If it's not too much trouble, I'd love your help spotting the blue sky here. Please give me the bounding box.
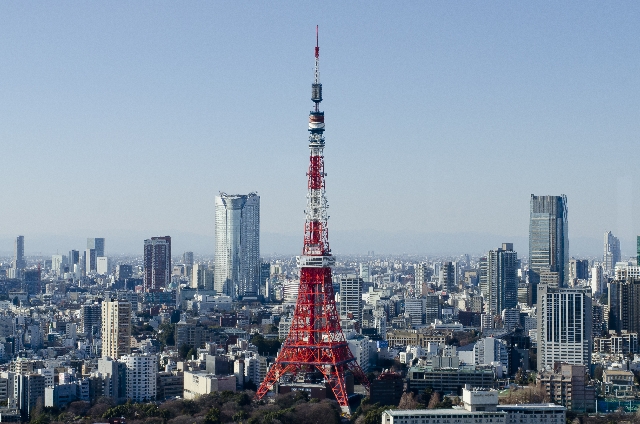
[1,3,639,256]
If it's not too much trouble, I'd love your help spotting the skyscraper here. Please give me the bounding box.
[590,265,604,296]
[339,275,363,323]
[85,249,97,274]
[603,231,621,272]
[569,259,589,283]
[482,243,518,316]
[13,235,25,275]
[537,284,592,371]
[529,194,569,293]
[607,278,640,333]
[214,192,260,299]
[68,250,79,269]
[440,261,455,292]
[101,299,132,359]
[425,294,440,325]
[143,236,171,292]
[81,303,102,336]
[415,263,433,296]
[87,238,105,257]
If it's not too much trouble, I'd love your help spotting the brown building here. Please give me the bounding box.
[537,364,596,413]
[157,371,184,400]
[386,330,448,348]
[143,236,171,292]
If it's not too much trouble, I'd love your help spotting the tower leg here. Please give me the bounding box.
[256,362,297,400]
[317,364,350,408]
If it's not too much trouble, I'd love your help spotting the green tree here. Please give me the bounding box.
[204,407,221,424]
[178,343,191,360]
[233,411,248,422]
[353,404,390,424]
[186,348,197,361]
[250,334,282,356]
[436,396,453,409]
[157,322,176,347]
[594,365,604,381]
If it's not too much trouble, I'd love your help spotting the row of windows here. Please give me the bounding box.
[393,414,502,419]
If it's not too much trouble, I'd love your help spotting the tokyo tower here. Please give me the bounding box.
[255,27,370,412]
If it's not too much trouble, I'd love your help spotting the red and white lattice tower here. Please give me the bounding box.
[255,27,369,412]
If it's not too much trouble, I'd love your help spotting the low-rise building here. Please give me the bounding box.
[183,371,235,399]
[593,333,639,355]
[382,387,566,424]
[496,404,566,424]
[0,408,21,422]
[370,373,403,407]
[157,372,184,400]
[381,409,506,424]
[407,365,495,393]
[386,330,448,348]
[602,369,635,398]
[44,384,77,409]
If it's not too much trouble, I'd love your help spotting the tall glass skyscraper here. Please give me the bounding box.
[87,237,105,257]
[529,195,569,292]
[214,192,260,299]
[483,243,518,316]
[13,235,25,271]
[603,231,621,272]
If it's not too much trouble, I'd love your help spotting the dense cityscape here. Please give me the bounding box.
[2,198,638,424]
[2,5,639,424]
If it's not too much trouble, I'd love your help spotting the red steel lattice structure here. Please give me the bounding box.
[255,27,369,411]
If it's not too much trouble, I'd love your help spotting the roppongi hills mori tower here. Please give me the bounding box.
[255,27,369,414]
[214,192,260,299]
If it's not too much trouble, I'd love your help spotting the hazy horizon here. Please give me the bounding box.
[0,229,632,260]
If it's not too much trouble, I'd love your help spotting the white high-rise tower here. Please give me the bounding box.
[214,192,260,299]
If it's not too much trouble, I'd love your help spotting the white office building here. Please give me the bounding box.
[382,387,565,424]
[537,284,592,371]
[473,337,509,373]
[339,275,363,322]
[183,371,236,399]
[96,257,110,275]
[346,335,370,373]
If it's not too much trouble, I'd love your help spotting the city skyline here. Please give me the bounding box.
[1,3,640,256]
